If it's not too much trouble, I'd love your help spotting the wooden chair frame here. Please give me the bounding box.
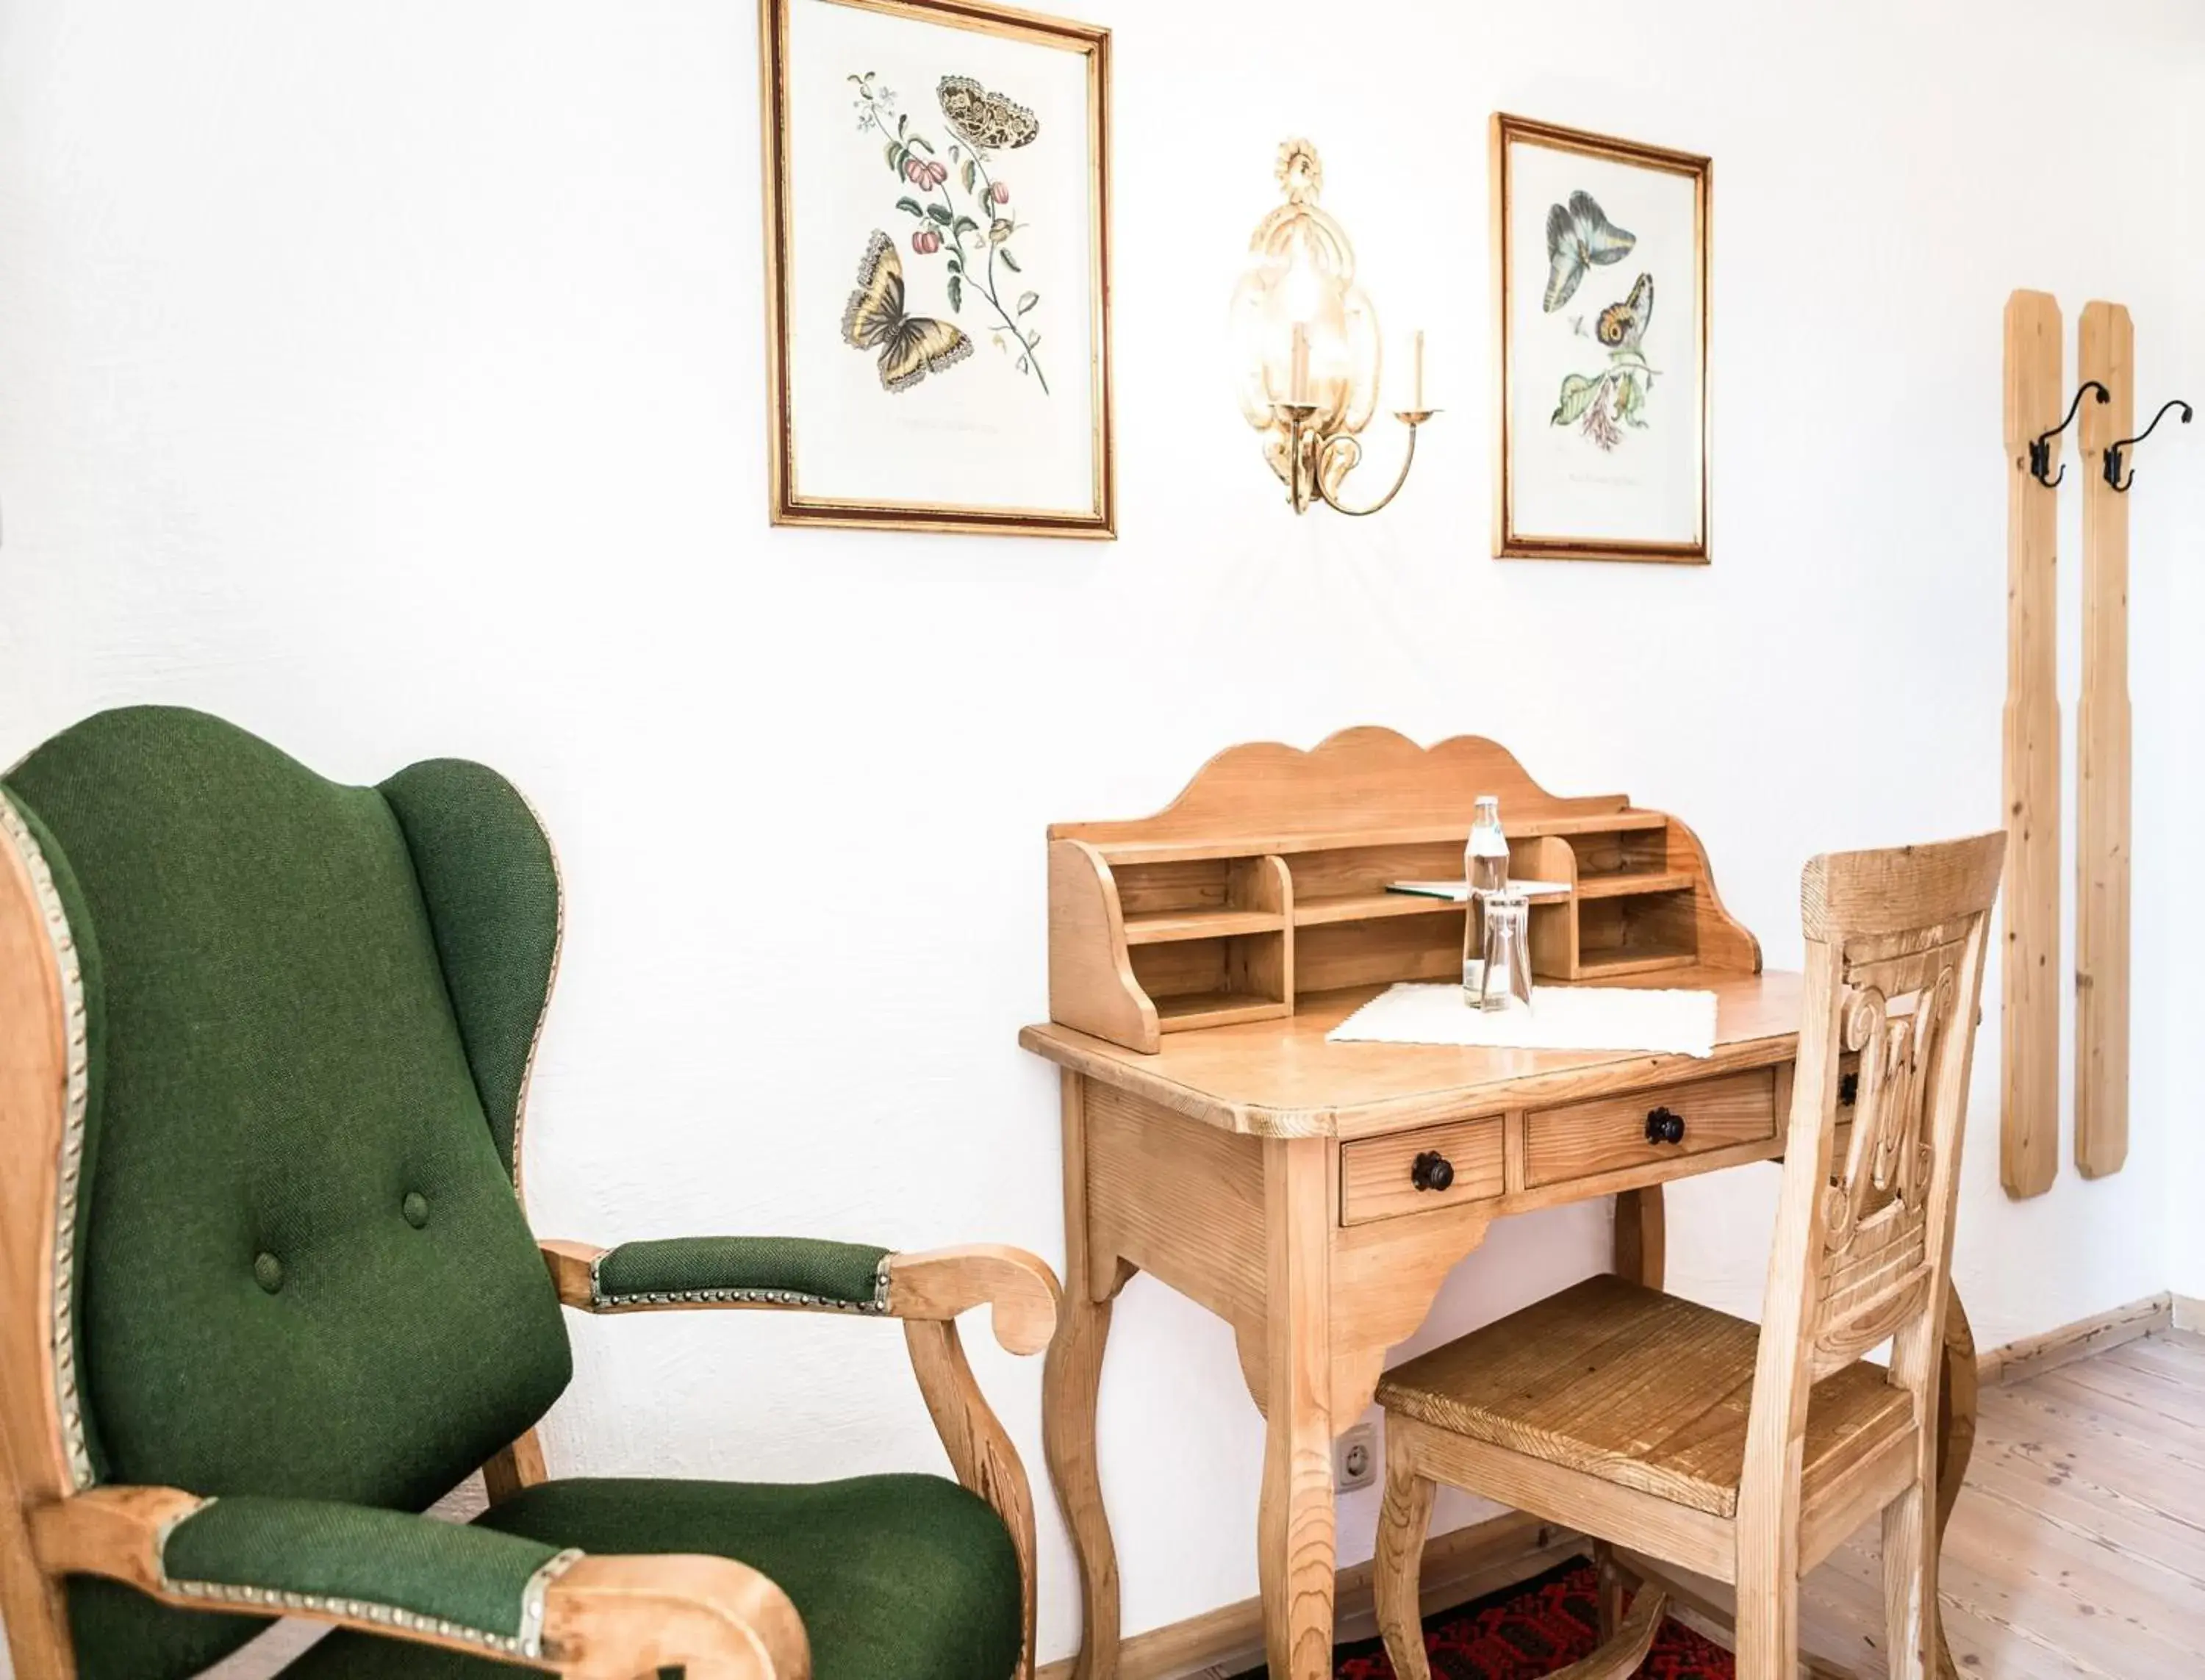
[1372,836,2003,1680]
[0,804,1060,1680]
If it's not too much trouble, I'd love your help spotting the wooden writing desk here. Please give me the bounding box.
[1021,731,1975,1680]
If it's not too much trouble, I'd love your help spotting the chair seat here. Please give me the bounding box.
[1376,1274,1915,1518]
[275,1473,1022,1680]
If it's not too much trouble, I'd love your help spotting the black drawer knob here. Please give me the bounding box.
[1838,1071,1860,1107]
[1644,1107,1686,1145]
[1410,1150,1455,1192]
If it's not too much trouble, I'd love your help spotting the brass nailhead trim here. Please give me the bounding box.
[589,1253,894,1315]
[518,1546,584,1654]
[0,791,95,1491]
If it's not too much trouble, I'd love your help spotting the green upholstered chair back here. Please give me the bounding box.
[0,708,573,1680]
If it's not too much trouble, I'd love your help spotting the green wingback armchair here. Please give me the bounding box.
[0,707,1060,1680]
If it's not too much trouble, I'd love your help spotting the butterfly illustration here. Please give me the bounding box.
[1542,190,1635,313]
[937,75,1039,151]
[1595,273,1654,353]
[840,230,973,392]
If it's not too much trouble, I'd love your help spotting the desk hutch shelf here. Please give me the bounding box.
[1047,728,1759,1053]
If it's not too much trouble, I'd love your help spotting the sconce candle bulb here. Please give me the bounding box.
[1229,138,1437,516]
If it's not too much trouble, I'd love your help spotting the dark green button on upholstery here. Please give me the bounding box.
[253,1253,284,1295]
[403,1192,430,1230]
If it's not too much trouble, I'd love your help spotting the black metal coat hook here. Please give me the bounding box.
[2029,381,2109,487]
[2104,400,2193,492]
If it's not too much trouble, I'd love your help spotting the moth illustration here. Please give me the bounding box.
[1595,273,1653,353]
[841,230,973,392]
[936,75,1039,151]
[1542,190,1635,313]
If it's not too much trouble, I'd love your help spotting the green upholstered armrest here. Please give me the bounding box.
[541,1239,1061,1354]
[159,1494,576,1659]
[32,1486,808,1678]
[589,1235,892,1312]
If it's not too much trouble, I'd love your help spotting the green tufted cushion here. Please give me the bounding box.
[276,1475,1023,1680]
[1,708,574,1680]
[593,1237,891,1309]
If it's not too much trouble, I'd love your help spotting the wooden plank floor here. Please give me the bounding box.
[1781,1327,2205,1678]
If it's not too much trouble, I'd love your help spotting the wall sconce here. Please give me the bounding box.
[1227,139,1434,516]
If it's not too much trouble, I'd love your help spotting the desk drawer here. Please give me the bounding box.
[1524,1069,1776,1188]
[1341,1116,1505,1225]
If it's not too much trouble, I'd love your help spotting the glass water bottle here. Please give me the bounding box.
[1462,795,1508,1000]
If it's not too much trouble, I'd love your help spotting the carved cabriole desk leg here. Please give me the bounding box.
[1260,1137,1336,1680]
[1043,1071,1133,1680]
[1933,1287,1977,1680]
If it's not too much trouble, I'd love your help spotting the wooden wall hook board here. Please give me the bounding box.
[2028,381,2107,487]
[2104,398,2192,491]
[2001,290,2062,1200]
[2076,301,2134,1179]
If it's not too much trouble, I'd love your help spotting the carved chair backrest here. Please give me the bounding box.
[1748,833,2004,1496]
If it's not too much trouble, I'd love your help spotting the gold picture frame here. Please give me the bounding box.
[1491,113,1710,564]
[761,0,1115,538]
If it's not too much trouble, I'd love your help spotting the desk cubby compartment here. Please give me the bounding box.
[1131,929,1291,1033]
[1519,819,1738,981]
[1049,842,1292,1052]
[1045,731,1760,1053]
[1570,824,1697,898]
[1115,855,1288,947]
[1295,913,1460,997]
[1287,840,1469,929]
[1571,888,1699,978]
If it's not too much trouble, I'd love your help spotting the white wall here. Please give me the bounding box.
[2,1,2201,1672]
[2167,76,2205,1310]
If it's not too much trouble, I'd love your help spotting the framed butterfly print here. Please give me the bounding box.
[761,0,1115,538]
[1491,114,1710,564]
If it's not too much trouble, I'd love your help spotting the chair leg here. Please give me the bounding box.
[1546,1587,1667,1680]
[1733,1543,1799,1680]
[1593,1539,1622,1640]
[1881,1478,1934,1680]
[1373,1424,1435,1680]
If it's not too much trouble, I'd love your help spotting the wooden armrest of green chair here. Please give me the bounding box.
[538,1238,1061,1355]
[32,1487,809,1680]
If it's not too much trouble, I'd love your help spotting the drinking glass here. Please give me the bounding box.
[1477,890,1534,1013]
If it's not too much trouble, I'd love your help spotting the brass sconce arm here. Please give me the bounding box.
[1278,406,1438,517]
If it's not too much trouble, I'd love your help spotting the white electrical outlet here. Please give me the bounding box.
[1334,1422,1377,1491]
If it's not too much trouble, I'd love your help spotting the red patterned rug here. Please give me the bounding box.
[1230,1558,1735,1679]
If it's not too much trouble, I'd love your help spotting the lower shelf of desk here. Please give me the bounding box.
[1153,991,1292,1033]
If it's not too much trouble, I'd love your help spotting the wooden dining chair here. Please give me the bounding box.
[1369,834,2004,1680]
